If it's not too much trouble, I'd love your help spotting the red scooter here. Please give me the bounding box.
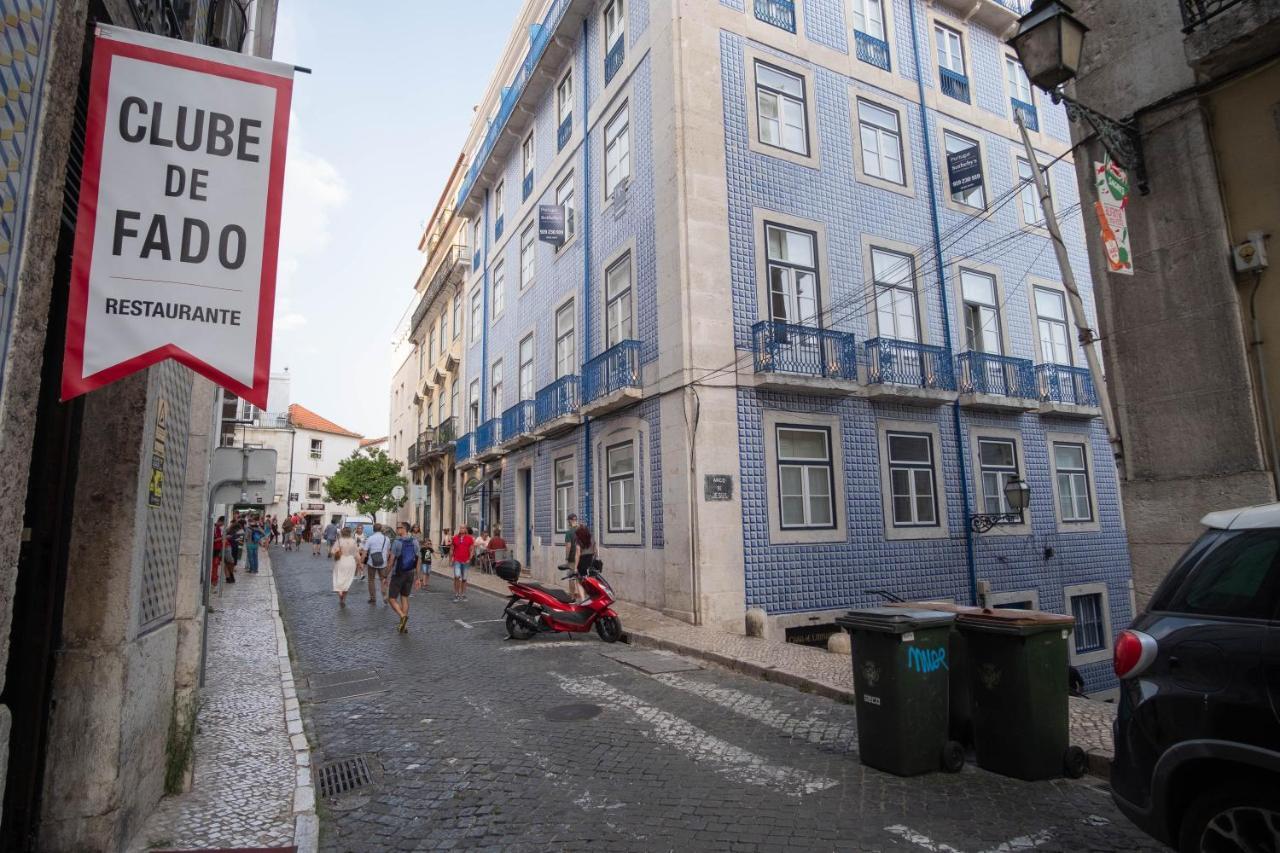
[497,559,623,642]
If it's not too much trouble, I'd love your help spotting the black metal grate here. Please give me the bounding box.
[316,756,374,798]
[1179,0,1248,31]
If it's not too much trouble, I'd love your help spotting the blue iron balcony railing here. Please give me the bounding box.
[557,115,572,151]
[1011,97,1038,132]
[535,374,580,426]
[994,0,1025,12]
[455,432,474,462]
[956,352,1035,398]
[755,0,796,32]
[865,338,957,391]
[502,400,536,440]
[455,0,571,211]
[604,36,625,84]
[752,321,858,381]
[494,214,504,241]
[1035,364,1098,407]
[522,172,534,201]
[854,30,891,71]
[583,340,641,404]
[475,418,502,454]
[939,67,970,104]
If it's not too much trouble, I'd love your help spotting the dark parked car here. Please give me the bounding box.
[1111,503,1280,852]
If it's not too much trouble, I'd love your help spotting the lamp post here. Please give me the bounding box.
[971,476,1032,533]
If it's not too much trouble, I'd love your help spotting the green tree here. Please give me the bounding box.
[324,448,408,517]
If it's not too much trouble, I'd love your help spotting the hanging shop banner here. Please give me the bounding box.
[1093,156,1133,275]
[62,24,294,408]
[537,204,566,246]
[946,145,983,197]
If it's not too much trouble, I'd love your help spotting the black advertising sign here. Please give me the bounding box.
[704,474,733,502]
[538,204,566,246]
[946,145,983,197]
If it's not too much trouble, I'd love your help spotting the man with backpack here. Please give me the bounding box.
[387,522,419,633]
[360,523,391,605]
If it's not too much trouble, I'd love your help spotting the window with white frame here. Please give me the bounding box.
[604,0,624,53]
[557,72,573,127]
[427,327,435,363]
[470,286,482,342]
[439,310,448,353]
[307,476,322,497]
[491,261,505,318]
[1017,157,1046,227]
[437,391,445,426]
[766,223,819,326]
[754,61,808,156]
[857,100,905,185]
[606,441,636,532]
[887,432,938,526]
[450,381,459,420]
[944,130,985,208]
[977,438,1018,515]
[605,253,633,347]
[1005,56,1033,105]
[852,0,886,39]
[518,335,534,400]
[555,300,575,378]
[1053,441,1093,522]
[1069,591,1105,653]
[934,24,965,75]
[468,379,480,430]
[490,359,503,414]
[556,174,576,243]
[604,104,630,198]
[522,133,534,184]
[494,181,505,225]
[519,223,535,289]
[872,247,919,342]
[961,269,1002,354]
[1034,286,1072,365]
[554,456,575,533]
[452,295,462,339]
[472,219,481,255]
[310,438,323,459]
[776,426,835,529]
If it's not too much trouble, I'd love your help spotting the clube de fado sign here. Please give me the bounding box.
[61,25,294,408]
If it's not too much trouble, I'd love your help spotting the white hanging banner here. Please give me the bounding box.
[62,24,294,407]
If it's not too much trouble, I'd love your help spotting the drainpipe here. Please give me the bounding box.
[480,184,492,530]
[580,17,594,528]
[1249,273,1280,496]
[906,0,978,605]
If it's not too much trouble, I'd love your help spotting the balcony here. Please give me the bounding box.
[582,340,642,415]
[956,352,1038,413]
[407,442,420,469]
[502,400,538,449]
[434,416,457,448]
[455,432,476,468]
[933,0,1022,31]
[522,172,534,201]
[865,338,958,406]
[1035,364,1101,419]
[750,321,859,395]
[1179,0,1246,30]
[475,418,504,462]
[604,35,625,83]
[939,67,971,104]
[532,374,581,438]
[754,0,796,33]
[411,244,469,338]
[854,30,891,71]
[557,115,572,151]
[1011,97,1038,132]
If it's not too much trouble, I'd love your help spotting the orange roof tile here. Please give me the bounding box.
[287,404,362,439]
[359,436,388,448]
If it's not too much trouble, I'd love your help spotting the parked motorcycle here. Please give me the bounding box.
[497,559,623,642]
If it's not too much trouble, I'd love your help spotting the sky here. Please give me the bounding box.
[270,1,519,438]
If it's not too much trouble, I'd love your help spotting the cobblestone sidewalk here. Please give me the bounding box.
[446,566,1118,776]
[130,549,316,852]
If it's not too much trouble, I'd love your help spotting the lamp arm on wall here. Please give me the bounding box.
[1051,89,1148,193]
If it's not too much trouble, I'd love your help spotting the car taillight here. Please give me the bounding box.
[1113,629,1158,679]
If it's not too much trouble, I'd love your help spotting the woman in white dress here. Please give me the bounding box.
[331,527,359,606]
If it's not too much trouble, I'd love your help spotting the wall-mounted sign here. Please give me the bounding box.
[704,474,734,502]
[61,25,294,408]
[537,204,566,246]
[304,502,325,511]
[1094,156,1133,275]
[288,492,299,501]
[946,145,983,198]
[148,398,168,507]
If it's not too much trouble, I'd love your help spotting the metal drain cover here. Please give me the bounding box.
[316,755,377,798]
[544,702,603,722]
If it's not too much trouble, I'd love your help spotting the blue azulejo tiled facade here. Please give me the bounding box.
[438,0,1131,691]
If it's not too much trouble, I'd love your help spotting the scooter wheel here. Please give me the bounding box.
[595,615,623,643]
[506,606,537,640]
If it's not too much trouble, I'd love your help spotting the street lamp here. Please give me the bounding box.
[1008,0,1147,193]
[971,476,1032,533]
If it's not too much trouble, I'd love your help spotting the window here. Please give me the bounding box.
[491,261,505,318]
[490,359,503,413]
[606,441,636,532]
[427,327,435,361]
[307,476,322,498]
[766,223,819,326]
[450,381,459,419]
[961,269,1001,354]
[472,220,481,258]
[557,72,573,127]
[470,287,483,342]
[520,223,535,289]
[852,0,886,39]
[1035,287,1071,365]
[1005,56,1033,105]
[468,379,480,429]
[775,426,835,529]
[519,335,535,400]
[494,181,505,230]
[887,432,937,526]
[1053,442,1092,522]
[604,0,624,52]
[310,438,323,460]
[554,456,575,533]
[977,438,1017,515]
[857,100,904,185]
[1069,593,1105,653]
[437,391,445,426]
[439,310,448,353]
[522,133,534,183]
[605,253,633,347]
[1017,157,1045,228]
[556,174,576,243]
[754,61,808,156]
[604,105,630,198]
[555,300,575,378]
[872,247,918,341]
[1153,530,1280,621]
[934,24,965,75]
[944,131,984,208]
[452,295,462,339]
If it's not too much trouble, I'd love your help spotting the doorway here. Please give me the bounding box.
[518,468,533,569]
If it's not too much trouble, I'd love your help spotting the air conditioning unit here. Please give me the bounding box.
[1232,231,1269,273]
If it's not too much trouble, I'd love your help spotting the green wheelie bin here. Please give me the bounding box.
[835,607,965,777]
[955,609,1088,781]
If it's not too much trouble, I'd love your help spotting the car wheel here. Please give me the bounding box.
[1178,782,1280,853]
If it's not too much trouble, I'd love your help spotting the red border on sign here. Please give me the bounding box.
[60,33,292,409]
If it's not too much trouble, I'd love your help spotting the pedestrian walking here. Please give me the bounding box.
[414,525,433,590]
[331,527,358,607]
[222,522,239,584]
[270,515,280,546]
[246,518,263,574]
[451,525,475,602]
[567,516,596,603]
[387,522,419,633]
[353,523,367,580]
[311,521,323,556]
[475,528,492,574]
[323,518,339,555]
[281,515,294,551]
[360,523,391,605]
[211,516,225,587]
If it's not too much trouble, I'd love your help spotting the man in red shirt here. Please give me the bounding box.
[451,525,476,602]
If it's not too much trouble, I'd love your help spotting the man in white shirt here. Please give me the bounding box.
[360,524,391,605]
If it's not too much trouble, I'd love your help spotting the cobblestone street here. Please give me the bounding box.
[273,548,1162,853]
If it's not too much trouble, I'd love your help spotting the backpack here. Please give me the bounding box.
[366,535,386,569]
[397,537,417,572]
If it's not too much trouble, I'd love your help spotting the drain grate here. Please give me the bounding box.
[316,755,374,798]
